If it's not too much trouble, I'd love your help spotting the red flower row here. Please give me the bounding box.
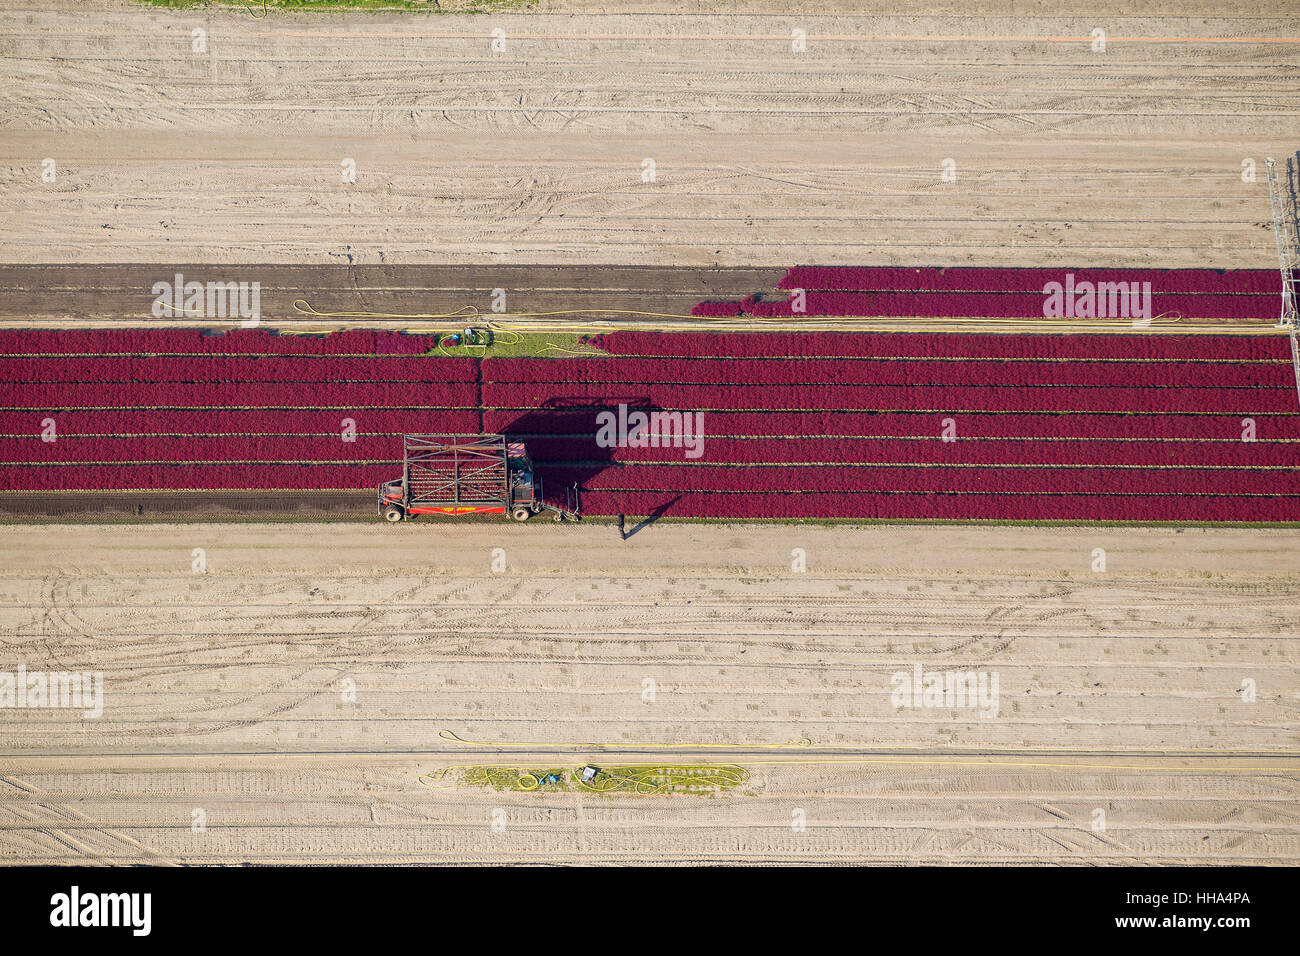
[520,436,1297,467]
[545,464,1300,496]
[7,458,1297,510]
[3,381,480,409]
[5,435,1291,470]
[482,357,1287,388]
[777,267,1278,295]
[575,490,1300,522]
[0,408,481,435]
[481,382,1294,414]
[481,409,1300,440]
[597,331,1288,361]
[0,464,392,491]
[0,435,406,463]
[739,292,1276,320]
[0,328,437,355]
[0,356,477,384]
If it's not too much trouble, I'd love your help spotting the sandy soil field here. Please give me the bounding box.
[1,0,1297,267]
[1,522,1296,864]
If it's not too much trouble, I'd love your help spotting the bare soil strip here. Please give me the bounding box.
[3,2,1297,268]
[0,264,784,327]
[1,523,1295,864]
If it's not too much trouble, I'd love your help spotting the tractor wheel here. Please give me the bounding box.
[511,507,531,522]
[384,505,404,523]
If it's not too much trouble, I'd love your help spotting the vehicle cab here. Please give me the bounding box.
[507,442,542,514]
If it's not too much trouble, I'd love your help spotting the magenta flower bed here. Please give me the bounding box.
[576,490,1300,522]
[6,381,479,409]
[741,292,1277,320]
[597,331,1289,361]
[0,463,391,491]
[0,355,476,384]
[482,409,1300,441]
[0,434,404,463]
[483,356,1287,388]
[3,326,1296,520]
[0,408,481,435]
[683,266,1283,322]
[549,464,1299,496]
[483,382,1292,414]
[777,267,1277,295]
[521,436,1297,467]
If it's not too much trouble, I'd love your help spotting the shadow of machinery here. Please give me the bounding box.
[499,395,663,512]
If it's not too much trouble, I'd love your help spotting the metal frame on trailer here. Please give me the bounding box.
[376,434,579,522]
[402,434,508,511]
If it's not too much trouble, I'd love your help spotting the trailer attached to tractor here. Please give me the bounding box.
[378,435,579,523]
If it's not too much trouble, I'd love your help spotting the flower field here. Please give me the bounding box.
[599,330,1285,360]
[483,383,1291,414]
[2,303,1298,522]
[482,357,1285,388]
[776,266,1277,294]
[693,266,1279,319]
[733,291,1277,319]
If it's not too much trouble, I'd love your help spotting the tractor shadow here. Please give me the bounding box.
[499,396,663,511]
